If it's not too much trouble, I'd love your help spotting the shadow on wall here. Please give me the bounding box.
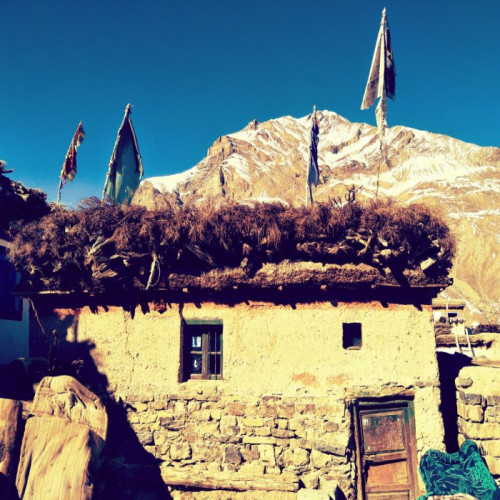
[437,351,472,453]
[29,307,172,500]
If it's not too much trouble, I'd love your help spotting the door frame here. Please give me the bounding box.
[353,396,419,500]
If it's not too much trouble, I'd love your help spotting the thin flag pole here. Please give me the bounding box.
[56,177,63,204]
[306,105,318,207]
[360,7,396,199]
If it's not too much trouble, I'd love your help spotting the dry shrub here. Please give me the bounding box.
[9,199,456,292]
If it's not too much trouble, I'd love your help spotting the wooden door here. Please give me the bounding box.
[354,399,419,500]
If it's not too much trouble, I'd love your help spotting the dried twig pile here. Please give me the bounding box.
[0,173,50,240]
[10,198,455,293]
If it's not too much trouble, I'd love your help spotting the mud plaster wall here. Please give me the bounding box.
[32,299,445,498]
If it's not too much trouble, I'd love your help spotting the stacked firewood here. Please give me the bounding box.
[9,198,455,292]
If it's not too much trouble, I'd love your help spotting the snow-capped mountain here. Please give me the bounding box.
[135,110,500,322]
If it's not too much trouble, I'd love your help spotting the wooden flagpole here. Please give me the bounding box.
[306,105,316,207]
[56,177,63,204]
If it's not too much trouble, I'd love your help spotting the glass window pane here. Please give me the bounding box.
[210,332,220,352]
[209,353,220,376]
[190,354,202,374]
[191,335,202,349]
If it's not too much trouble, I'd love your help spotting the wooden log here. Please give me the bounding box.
[159,466,299,492]
[435,333,495,348]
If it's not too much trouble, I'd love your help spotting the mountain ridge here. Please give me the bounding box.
[134,110,500,322]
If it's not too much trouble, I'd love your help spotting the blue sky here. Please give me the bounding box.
[1,1,500,206]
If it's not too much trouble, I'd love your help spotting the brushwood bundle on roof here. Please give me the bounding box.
[0,173,50,240]
[10,197,455,295]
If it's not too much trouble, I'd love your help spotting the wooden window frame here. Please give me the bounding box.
[180,319,223,382]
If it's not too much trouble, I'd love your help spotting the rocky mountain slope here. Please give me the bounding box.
[134,110,500,322]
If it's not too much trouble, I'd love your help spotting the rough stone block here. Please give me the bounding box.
[276,438,291,446]
[311,449,332,468]
[292,448,310,467]
[210,409,222,421]
[150,400,168,410]
[126,394,152,403]
[258,404,278,418]
[170,442,192,461]
[457,377,474,388]
[155,443,170,458]
[296,403,317,414]
[139,412,158,424]
[239,461,265,475]
[137,432,154,446]
[153,431,168,446]
[265,466,281,475]
[242,436,277,445]
[206,462,222,473]
[272,428,295,439]
[485,406,500,423]
[161,419,184,431]
[487,395,500,406]
[187,400,200,412]
[197,421,220,435]
[144,445,156,456]
[485,455,500,476]
[258,444,276,465]
[196,409,212,421]
[224,445,242,465]
[314,439,346,457]
[459,421,500,440]
[242,416,265,427]
[319,475,340,498]
[278,404,296,419]
[464,405,484,423]
[220,415,237,427]
[297,488,331,500]
[242,445,260,461]
[323,422,339,432]
[132,402,148,412]
[458,391,483,405]
[255,426,272,437]
[228,402,247,416]
[277,418,289,430]
[481,440,500,457]
[302,471,320,489]
[217,433,241,444]
[126,411,140,424]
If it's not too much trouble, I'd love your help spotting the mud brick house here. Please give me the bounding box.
[10,200,455,499]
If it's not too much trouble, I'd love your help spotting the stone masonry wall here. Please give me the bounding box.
[125,389,354,498]
[456,365,500,480]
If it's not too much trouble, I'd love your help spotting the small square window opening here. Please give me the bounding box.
[182,320,223,381]
[343,322,362,349]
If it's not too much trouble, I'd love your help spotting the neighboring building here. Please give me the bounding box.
[0,239,29,363]
[27,264,448,500]
[0,168,49,364]
[432,298,466,325]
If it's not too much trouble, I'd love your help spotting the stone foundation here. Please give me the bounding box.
[124,390,353,498]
